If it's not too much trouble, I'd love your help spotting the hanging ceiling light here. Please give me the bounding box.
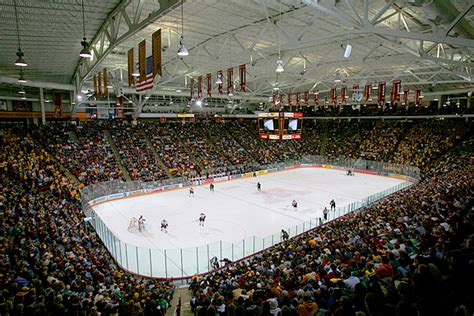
[17,69,27,83]
[215,74,222,85]
[132,63,140,77]
[177,0,189,56]
[13,0,27,67]
[18,86,26,95]
[275,1,284,73]
[334,71,342,83]
[343,44,352,59]
[79,0,92,58]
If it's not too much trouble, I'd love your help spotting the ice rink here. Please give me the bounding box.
[93,167,407,251]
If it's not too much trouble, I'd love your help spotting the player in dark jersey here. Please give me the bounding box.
[199,212,206,226]
[292,199,298,211]
[161,219,168,232]
[256,182,261,191]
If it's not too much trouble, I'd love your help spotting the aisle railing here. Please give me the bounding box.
[81,156,419,279]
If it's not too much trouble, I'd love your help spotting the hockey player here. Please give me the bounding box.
[292,199,298,211]
[209,183,214,192]
[323,207,329,221]
[189,187,194,197]
[347,169,353,176]
[161,219,168,232]
[330,199,336,212]
[199,212,206,226]
[138,215,146,232]
[256,182,261,191]
[281,229,289,241]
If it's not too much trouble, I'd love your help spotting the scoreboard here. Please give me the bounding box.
[258,112,303,140]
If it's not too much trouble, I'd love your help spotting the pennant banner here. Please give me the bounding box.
[415,89,422,106]
[365,83,372,102]
[377,81,386,107]
[304,91,309,105]
[103,68,108,96]
[313,91,319,106]
[390,80,401,105]
[288,91,292,106]
[227,68,233,95]
[279,94,284,107]
[190,77,194,100]
[127,48,134,86]
[296,91,300,105]
[239,64,246,92]
[331,88,337,106]
[116,96,124,119]
[403,90,409,105]
[217,70,223,95]
[341,86,347,104]
[206,73,212,97]
[152,29,162,78]
[53,92,62,118]
[138,40,147,82]
[93,75,98,98]
[97,72,102,97]
[197,76,203,98]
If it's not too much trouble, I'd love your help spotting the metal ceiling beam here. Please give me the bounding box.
[0,75,74,91]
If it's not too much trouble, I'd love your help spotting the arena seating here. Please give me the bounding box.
[1,119,472,315]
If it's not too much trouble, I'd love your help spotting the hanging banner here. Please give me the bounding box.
[97,72,102,97]
[390,80,401,105]
[304,91,309,105]
[53,92,62,118]
[313,91,319,106]
[206,73,212,97]
[93,75,98,98]
[324,96,328,108]
[197,76,202,98]
[403,90,409,105]
[365,83,372,102]
[190,77,194,100]
[103,68,108,96]
[415,89,422,106]
[341,86,347,104]
[138,40,146,82]
[217,70,223,95]
[116,96,124,118]
[227,68,233,95]
[352,84,358,101]
[152,29,162,78]
[279,94,284,107]
[377,81,386,107]
[127,48,134,86]
[288,91,292,106]
[239,64,246,92]
[296,91,300,106]
[331,88,337,106]
[272,94,276,107]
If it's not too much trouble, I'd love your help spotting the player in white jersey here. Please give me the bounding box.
[199,212,206,226]
[161,219,168,232]
[138,215,146,232]
[292,199,298,211]
[189,187,195,197]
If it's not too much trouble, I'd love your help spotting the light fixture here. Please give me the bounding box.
[215,74,223,85]
[177,0,189,56]
[17,70,27,83]
[433,98,439,101]
[132,64,140,77]
[77,95,83,101]
[334,73,342,83]
[196,99,202,106]
[175,89,182,93]
[228,92,233,97]
[273,86,280,91]
[343,44,352,59]
[18,86,25,94]
[21,95,27,100]
[275,0,284,73]
[79,0,92,58]
[13,0,27,67]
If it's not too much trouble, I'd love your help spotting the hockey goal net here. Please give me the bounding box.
[128,217,140,233]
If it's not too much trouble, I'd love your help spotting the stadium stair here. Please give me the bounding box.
[104,130,132,182]
[68,130,80,143]
[167,286,193,316]
[170,128,206,172]
[140,130,174,178]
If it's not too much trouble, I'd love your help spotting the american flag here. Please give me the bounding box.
[136,56,154,92]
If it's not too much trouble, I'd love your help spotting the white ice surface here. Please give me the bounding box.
[93,168,407,250]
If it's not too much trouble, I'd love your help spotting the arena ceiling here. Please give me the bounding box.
[0,0,473,114]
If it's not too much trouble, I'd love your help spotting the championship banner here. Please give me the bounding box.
[272,94,276,107]
[390,80,401,105]
[288,92,292,106]
[97,72,102,97]
[127,48,134,86]
[296,91,300,105]
[279,94,284,107]
[415,89,422,106]
[239,64,246,92]
[116,96,124,118]
[206,73,212,97]
[341,86,347,104]
[138,40,146,82]
[217,70,223,95]
[365,83,372,102]
[152,29,162,78]
[402,90,409,105]
[313,91,319,106]
[324,97,328,107]
[377,81,386,107]
[304,91,309,105]
[190,77,194,99]
[331,88,337,106]
[352,84,358,101]
[53,92,62,117]
[103,68,108,96]
[93,75,98,98]
[197,76,202,98]
[227,67,233,95]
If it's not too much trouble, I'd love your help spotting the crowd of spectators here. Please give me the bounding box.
[324,121,372,159]
[110,126,168,182]
[0,129,174,315]
[358,122,406,162]
[189,138,473,315]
